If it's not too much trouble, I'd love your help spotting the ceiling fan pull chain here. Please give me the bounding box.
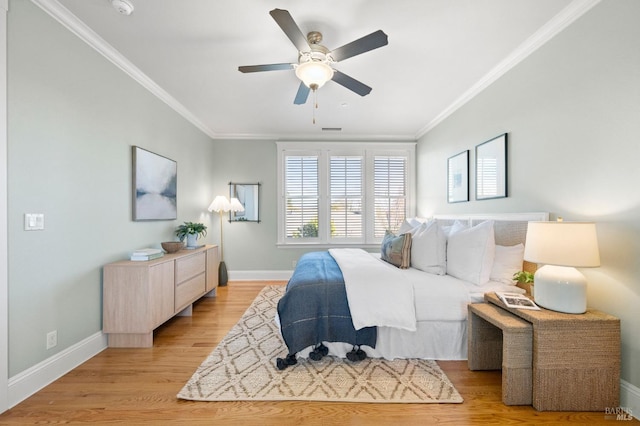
[312,89,318,124]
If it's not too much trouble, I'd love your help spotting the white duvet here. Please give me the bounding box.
[329,248,475,332]
[329,248,417,331]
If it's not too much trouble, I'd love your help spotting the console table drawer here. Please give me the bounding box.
[175,273,206,311]
[175,252,205,284]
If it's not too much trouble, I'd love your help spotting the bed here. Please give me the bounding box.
[275,212,548,368]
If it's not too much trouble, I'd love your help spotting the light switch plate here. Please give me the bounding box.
[24,213,45,230]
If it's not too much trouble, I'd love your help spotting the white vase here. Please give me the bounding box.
[186,234,198,248]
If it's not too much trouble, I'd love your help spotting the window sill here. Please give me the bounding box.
[276,243,380,250]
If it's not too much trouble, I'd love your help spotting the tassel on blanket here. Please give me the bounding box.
[346,346,367,362]
[309,343,329,361]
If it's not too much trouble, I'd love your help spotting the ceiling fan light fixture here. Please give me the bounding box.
[295,61,334,90]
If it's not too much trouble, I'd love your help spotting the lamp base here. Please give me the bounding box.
[218,261,228,287]
[533,265,587,314]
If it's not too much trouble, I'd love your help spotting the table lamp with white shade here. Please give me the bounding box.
[524,221,600,314]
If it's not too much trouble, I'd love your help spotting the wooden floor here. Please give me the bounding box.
[0,281,631,425]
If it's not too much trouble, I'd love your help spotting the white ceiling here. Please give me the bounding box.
[39,0,594,141]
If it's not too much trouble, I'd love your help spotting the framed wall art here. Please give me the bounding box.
[447,150,469,203]
[476,133,507,200]
[132,146,177,220]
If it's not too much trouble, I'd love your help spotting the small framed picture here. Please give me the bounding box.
[447,150,469,203]
[476,133,507,200]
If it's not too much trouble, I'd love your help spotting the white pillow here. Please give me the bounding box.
[446,220,496,286]
[411,220,447,275]
[398,218,422,234]
[442,220,467,236]
[490,244,525,285]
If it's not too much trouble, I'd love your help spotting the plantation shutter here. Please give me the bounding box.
[374,156,407,237]
[284,155,319,238]
[329,156,363,239]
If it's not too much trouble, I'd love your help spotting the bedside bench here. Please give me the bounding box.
[470,293,621,411]
[468,303,533,405]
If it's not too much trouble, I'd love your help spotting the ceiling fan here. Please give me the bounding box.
[238,9,389,105]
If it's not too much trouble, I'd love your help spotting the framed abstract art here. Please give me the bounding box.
[132,146,177,220]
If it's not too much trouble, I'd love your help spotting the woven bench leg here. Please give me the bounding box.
[468,310,503,370]
[468,305,533,406]
[502,328,532,405]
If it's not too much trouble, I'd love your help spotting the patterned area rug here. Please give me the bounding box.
[177,285,463,403]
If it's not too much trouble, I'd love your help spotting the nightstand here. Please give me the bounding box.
[469,293,620,411]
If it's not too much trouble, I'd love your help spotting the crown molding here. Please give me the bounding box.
[415,0,602,139]
[30,0,219,140]
[211,132,416,142]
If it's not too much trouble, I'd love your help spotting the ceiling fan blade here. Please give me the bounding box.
[329,30,388,62]
[293,82,310,105]
[238,63,294,73]
[332,70,372,97]
[269,9,310,53]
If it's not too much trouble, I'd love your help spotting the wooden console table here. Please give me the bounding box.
[103,245,219,348]
[470,293,620,411]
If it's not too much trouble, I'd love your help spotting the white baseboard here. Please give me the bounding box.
[229,270,292,281]
[621,379,640,420]
[7,331,107,408]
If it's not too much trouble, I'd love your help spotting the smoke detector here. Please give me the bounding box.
[111,0,134,16]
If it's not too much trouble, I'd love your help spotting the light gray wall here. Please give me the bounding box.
[209,139,318,272]
[416,0,640,388]
[7,0,217,376]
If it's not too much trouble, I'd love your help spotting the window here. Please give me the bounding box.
[284,155,319,238]
[330,156,363,239]
[374,156,407,238]
[277,142,415,247]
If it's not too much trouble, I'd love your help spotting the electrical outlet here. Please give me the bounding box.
[46,330,57,350]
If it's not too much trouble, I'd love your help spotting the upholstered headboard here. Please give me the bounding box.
[432,212,549,293]
[432,212,548,239]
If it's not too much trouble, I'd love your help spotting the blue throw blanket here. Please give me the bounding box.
[277,251,377,356]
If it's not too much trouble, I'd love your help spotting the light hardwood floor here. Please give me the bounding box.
[0,282,631,425]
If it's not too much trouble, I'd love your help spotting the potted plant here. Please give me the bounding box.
[513,271,535,296]
[176,221,207,248]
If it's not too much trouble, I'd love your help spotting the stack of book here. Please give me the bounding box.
[130,248,164,262]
